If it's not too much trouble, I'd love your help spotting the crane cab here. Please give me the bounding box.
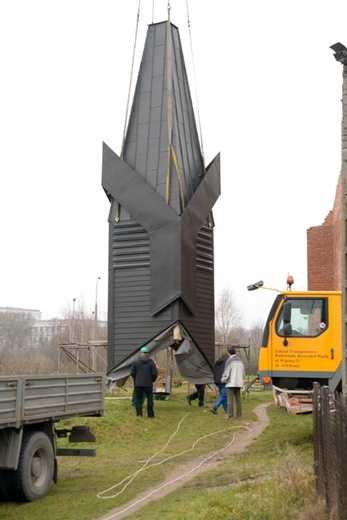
[258,290,342,392]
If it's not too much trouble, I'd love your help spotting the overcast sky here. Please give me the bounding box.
[1,0,346,327]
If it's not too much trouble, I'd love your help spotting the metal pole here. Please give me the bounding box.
[94,277,101,341]
[330,43,347,396]
[92,277,101,372]
[165,348,173,395]
[342,64,347,397]
[72,298,76,343]
[342,63,347,397]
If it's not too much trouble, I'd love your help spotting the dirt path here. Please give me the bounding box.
[97,403,270,520]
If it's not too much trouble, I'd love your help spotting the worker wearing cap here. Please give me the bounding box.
[130,346,158,418]
[210,350,230,414]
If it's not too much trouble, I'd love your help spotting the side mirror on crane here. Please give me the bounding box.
[283,323,293,335]
[282,301,292,345]
[283,301,292,323]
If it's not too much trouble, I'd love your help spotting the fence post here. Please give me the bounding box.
[313,382,324,496]
[322,385,334,512]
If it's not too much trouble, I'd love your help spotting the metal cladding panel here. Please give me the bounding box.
[111,268,174,368]
[150,222,181,313]
[102,143,179,231]
[123,22,204,211]
[148,153,220,317]
[181,154,221,232]
[107,220,179,370]
[180,226,215,364]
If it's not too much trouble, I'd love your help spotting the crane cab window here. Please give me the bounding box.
[276,298,327,337]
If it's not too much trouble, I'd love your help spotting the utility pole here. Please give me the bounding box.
[71,297,76,343]
[330,43,347,396]
[92,277,101,372]
[94,277,101,342]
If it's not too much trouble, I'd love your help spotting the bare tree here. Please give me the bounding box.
[0,298,108,375]
[0,312,36,374]
[60,296,107,345]
[248,320,264,374]
[215,287,243,344]
[0,312,34,352]
[2,352,56,375]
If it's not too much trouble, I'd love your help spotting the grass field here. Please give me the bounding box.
[0,386,327,520]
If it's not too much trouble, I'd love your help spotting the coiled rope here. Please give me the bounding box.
[97,413,251,519]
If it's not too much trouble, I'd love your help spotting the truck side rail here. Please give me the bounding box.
[0,374,105,429]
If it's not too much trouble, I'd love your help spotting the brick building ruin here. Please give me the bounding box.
[307,173,342,291]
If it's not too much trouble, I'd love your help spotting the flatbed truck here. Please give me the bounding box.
[0,373,105,501]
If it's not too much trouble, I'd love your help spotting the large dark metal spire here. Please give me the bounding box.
[102,20,220,384]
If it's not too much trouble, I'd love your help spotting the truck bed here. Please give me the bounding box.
[0,374,105,429]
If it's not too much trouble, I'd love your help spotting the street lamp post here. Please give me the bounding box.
[92,277,101,373]
[331,42,347,396]
[72,298,76,343]
[94,277,101,341]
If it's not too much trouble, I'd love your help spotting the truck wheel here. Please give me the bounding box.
[10,431,55,502]
[0,470,13,501]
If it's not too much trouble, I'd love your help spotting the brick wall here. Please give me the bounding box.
[307,174,342,290]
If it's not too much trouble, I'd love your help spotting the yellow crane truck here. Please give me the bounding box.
[247,279,342,414]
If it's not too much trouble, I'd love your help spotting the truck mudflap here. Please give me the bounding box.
[272,385,314,415]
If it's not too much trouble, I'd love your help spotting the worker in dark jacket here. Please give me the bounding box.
[187,384,206,407]
[210,350,229,414]
[130,346,158,418]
